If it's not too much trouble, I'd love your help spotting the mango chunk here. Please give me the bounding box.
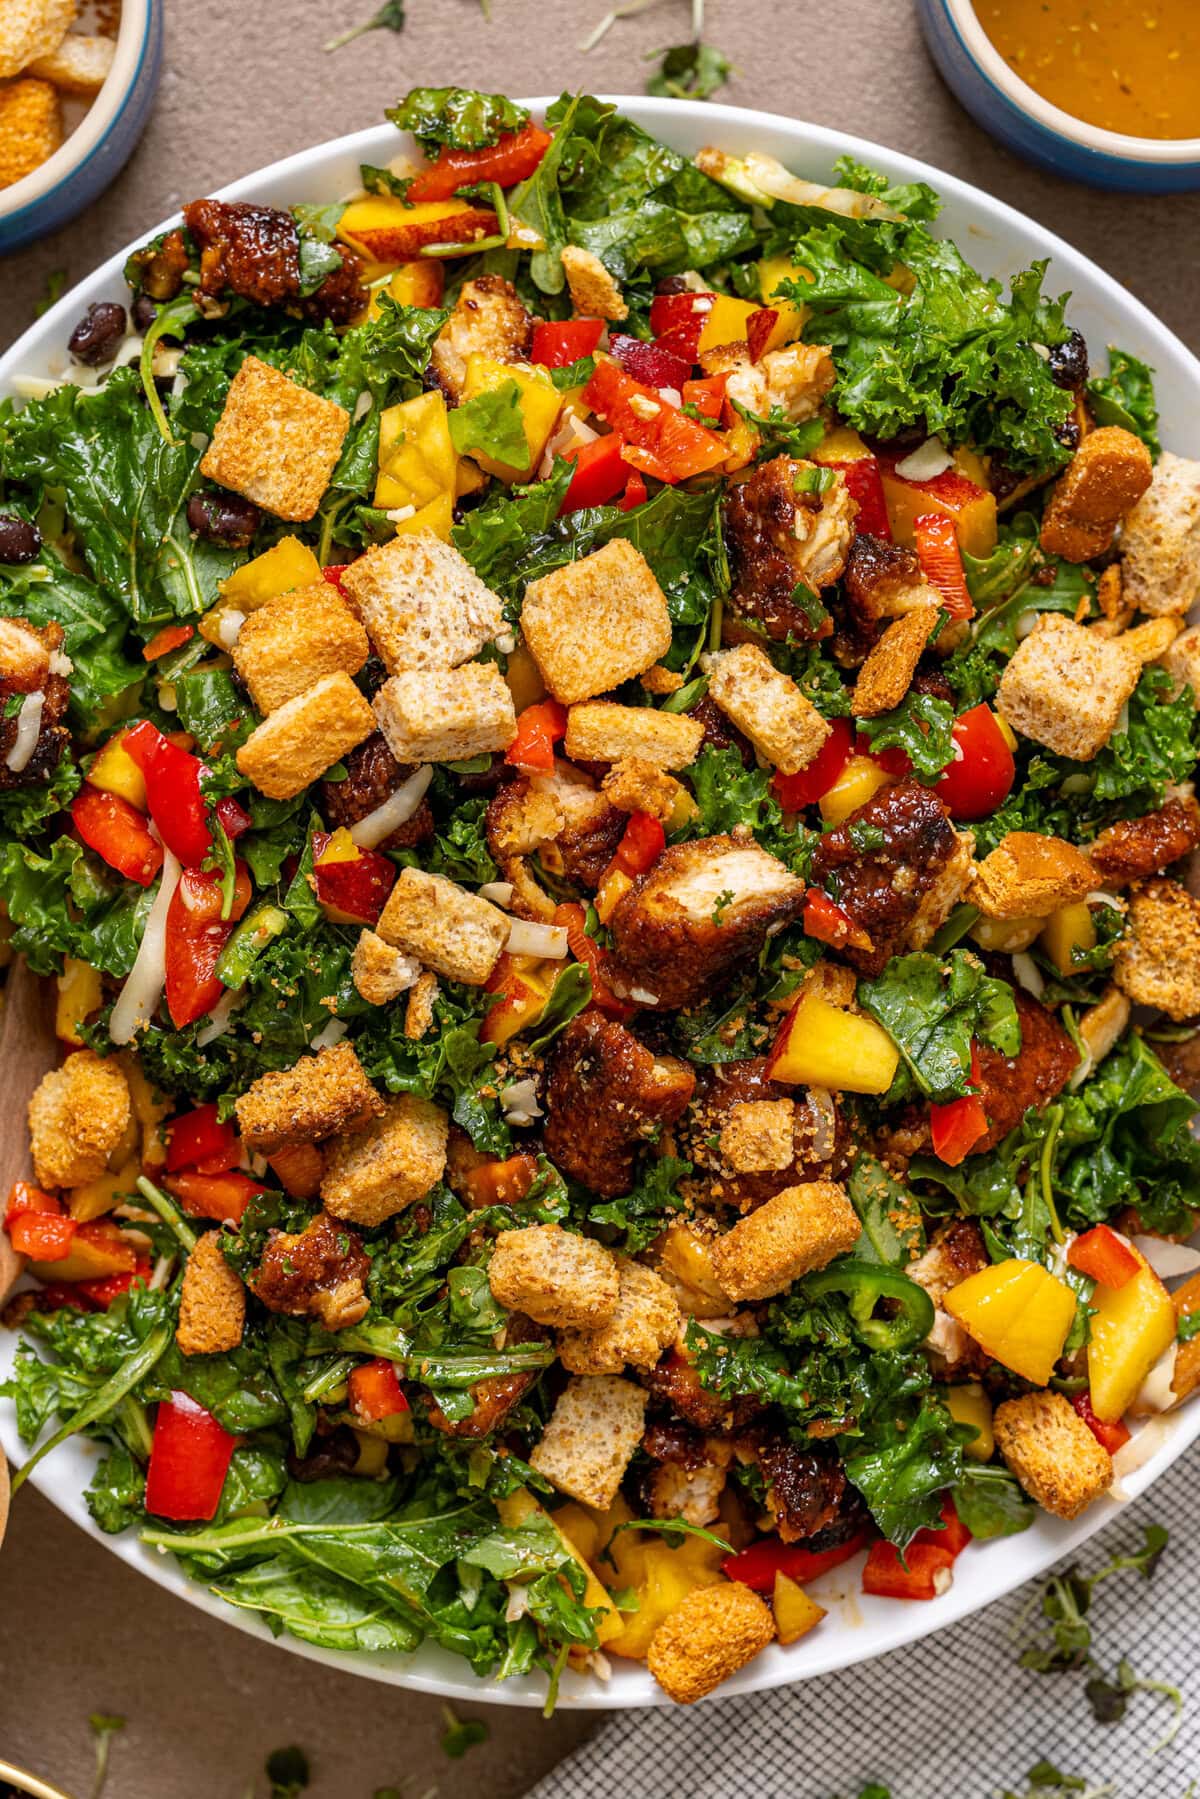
[772,1571,827,1646]
[768,990,900,1095]
[944,1380,995,1462]
[55,957,103,1046]
[1088,1250,1175,1423]
[1039,902,1097,979]
[375,389,457,512]
[460,354,562,483]
[818,755,891,826]
[944,1258,1076,1386]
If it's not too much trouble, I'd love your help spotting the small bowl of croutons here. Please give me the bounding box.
[0,0,162,253]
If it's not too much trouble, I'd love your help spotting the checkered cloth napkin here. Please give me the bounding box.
[528,1451,1199,1798]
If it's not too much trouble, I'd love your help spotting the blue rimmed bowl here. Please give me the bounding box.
[0,0,163,255]
[917,0,1200,192]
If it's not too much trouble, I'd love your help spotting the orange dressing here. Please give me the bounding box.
[973,0,1200,139]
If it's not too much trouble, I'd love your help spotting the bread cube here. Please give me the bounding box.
[200,355,350,522]
[996,615,1140,761]
[232,581,369,714]
[0,0,75,81]
[520,540,671,704]
[647,1583,775,1704]
[373,661,516,764]
[351,929,422,1005]
[1121,451,1200,616]
[376,867,508,985]
[564,701,704,770]
[1159,622,1200,706]
[488,1223,619,1329]
[969,831,1096,920]
[719,1099,795,1174]
[235,1042,382,1155]
[320,1093,449,1227]
[177,1230,245,1356]
[28,1050,131,1190]
[29,31,115,93]
[557,1257,681,1374]
[236,671,375,800]
[1039,427,1152,563]
[1114,877,1200,1021]
[340,532,505,673]
[710,1180,861,1302]
[994,1390,1113,1519]
[851,605,941,718]
[707,642,831,775]
[528,1373,646,1509]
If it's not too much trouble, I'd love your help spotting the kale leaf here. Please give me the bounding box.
[1086,345,1161,459]
[858,950,1021,1102]
[387,87,530,151]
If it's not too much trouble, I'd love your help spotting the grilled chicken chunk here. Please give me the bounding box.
[724,455,856,641]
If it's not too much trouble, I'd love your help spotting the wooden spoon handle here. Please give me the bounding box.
[0,960,56,1305]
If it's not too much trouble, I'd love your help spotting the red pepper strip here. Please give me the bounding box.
[1073,1391,1132,1456]
[166,1103,240,1176]
[553,901,635,1019]
[1068,1224,1140,1290]
[929,1046,988,1168]
[612,811,666,877]
[821,458,892,540]
[144,1390,240,1522]
[802,886,873,952]
[608,333,692,393]
[71,787,164,888]
[619,470,648,512]
[912,1497,972,1558]
[745,306,779,363]
[681,374,727,420]
[583,359,728,484]
[123,719,213,865]
[142,623,195,662]
[530,318,605,370]
[6,1181,63,1227]
[164,1170,267,1226]
[349,1358,411,1422]
[407,121,553,203]
[772,716,854,811]
[560,434,631,515]
[8,1208,77,1261]
[721,1528,867,1593]
[862,1539,955,1600]
[648,290,714,360]
[77,1260,152,1309]
[913,512,974,620]
[164,861,253,1029]
[506,699,569,772]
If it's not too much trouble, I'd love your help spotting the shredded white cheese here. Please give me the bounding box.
[4,690,43,772]
[349,763,433,849]
[1010,951,1044,998]
[110,850,182,1045]
[500,1077,543,1125]
[894,436,953,481]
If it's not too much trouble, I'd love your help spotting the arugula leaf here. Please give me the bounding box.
[447,380,529,469]
[858,950,1021,1102]
[387,87,529,151]
[1087,345,1161,459]
[953,1463,1034,1539]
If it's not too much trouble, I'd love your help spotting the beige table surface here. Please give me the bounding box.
[2,2,1199,1793]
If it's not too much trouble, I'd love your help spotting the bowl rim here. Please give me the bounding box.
[0,0,156,227]
[941,0,1200,163]
[2,93,1200,1710]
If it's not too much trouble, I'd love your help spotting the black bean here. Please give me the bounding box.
[131,292,159,333]
[186,490,262,549]
[67,301,128,367]
[0,516,41,564]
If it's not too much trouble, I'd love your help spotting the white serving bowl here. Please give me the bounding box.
[2,97,1199,1710]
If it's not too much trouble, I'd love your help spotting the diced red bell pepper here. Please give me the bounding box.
[721,1527,867,1593]
[348,1358,410,1422]
[71,787,165,888]
[6,1181,64,1227]
[862,1538,956,1600]
[8,1204,77,1262]
[166,1103,240,1175]
[608,333,692,393]
[772,715,854,811]
[506,698,569,772]
[745,307,780,364]
[145,1390,239,1522]
[323,564,352,597]
[76,1260,152,1309]
[560,433,632,515]
[164,1170,266,1225]
[682,374,728,420]
[311,833,397,926]
[142,623,195,662]
[823,459,892,541]
[929,1046,988,1167]
[164,861,253,1029]
[407,121,553,202]
[553,901,635,1019]
[530,318,606,370]
[583,358,727,484]
[913,513,974,620]
[1073,1390,1132,1455]
[123,719,214,866]
[619,470,648,512]
[611,810,666,878]
[1067,1224,1140,1290]
[214,795,252,840]
[648,290,714,362]
[802,886,872,952]
[933,704,1016,822]
[913,1497,972,1558]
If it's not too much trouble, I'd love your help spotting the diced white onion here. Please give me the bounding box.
[349,763,433,849]
[501,1077,544,1125]
[505,918,568,959]
[157,684,177,713]
[151,345,183,379]
[537,409,599,480]
[659,386,683,409]
[1132,1236,1200,1278]
[1015,610,1040,640]
[807,1085,836,1163]
[110,850,181,1045]
[216,609,246,650]
[189,431,210,454]
[630,986,660,1005]
[1011,951,1044,998]
[310,1016,349,1051]
[894,436,953,482]
[1030,342,1051,361]
[196,986,244,1047]
[1133,1341,1180,1415]
[4,690,43,771]
[504,1585,532,1623]
[1111,1414,1174,1485]
[479,881,515,906]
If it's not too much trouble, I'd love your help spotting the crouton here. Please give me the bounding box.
[351,929,422,1006]
[0,76,61,187]
[601,757,687,825]
[232,581,369,715]
[236,670,375,801]
[1119,616,1179,664]
[339,532,505,674]
[520,540,671,704]
[0,0,74,81]
[200,355,350,523]
[710,1181,861,1302]
[560,245,628,322]
[996,615,1140,761]
[235,1041,382,1155]
[320,1093,449,1227]
[430,275,532,400]
[1114,878,1200,1021]
[405,970,438,1039]
[969,832,1095,921]
[1170,1272,1200,1406]
[647,1583,775,1705]
[1158,622,1200,704]
[176,1230,245,1356]
[993,1390,1113,1519]
[377,867,508,985]
[557,1256,681,1375]
[29,30,114,93]
[852,604,941,718]
[488,1223,620,1329]
[373,661,516,765]
[720,1099,796,1174]
[1039,427,1152,563]
[707,642,831,775]
[564,701,703,771]
[267,1142,325,1200]
[28,1049,130,1189]
[641,664,685,696]
[1120,451,1200,617]
[528,1373,646,1508]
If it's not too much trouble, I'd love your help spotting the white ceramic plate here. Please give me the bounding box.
[2,97,1199,1710]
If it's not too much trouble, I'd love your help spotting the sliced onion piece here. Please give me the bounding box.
[895,436,953,481]
[501,1076,544,1125]
[310,1016,349,1051]
[479,881,515,906]
[196,986,245,1047]
[1010,951,1044,998]
[109,850,182,1045]
[506,918,569,959]
[4,690,43,772]
[349,764,433,849]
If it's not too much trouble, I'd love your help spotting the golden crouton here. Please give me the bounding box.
[647,1582,775,1704]
[405,970,438,1039]
[28,1049,130,1190]
[340,532,505,674]
[710,1181,861,1302]
[320,1093,449,1227]
[706,643,831,776]
[235,1041,383,1155]
[560,244,628,322]
[1120,451,1200,617]
[232,582,369,715]
[720,1099,795,1174]
[564,701,704,771]
[528,1373,646,1508]
[852,605,941,718]
[1118,616,1179,664]
[29,30,114,93]
[176,1230,245,1356]
[200,355,350,523]
[1159,622,1200,705]
[351,929,421,1006]
[488,1223,620,1329]
[236,670,375,800]
[0,0,74,81]
[1170,1271,1200,1406]
[969,831,1095,921]
[557,1256,681,1375]
[1039,427,1152,563]
[377,867,508,985]
[996,615,1140,761]
[1114,878,1200,1021]
[993,1390,1113,1519]
[600,757,687,826]
[521,540,672,705]
[641,664,685,696]
[0,76,61,188]
[373,661,516,764]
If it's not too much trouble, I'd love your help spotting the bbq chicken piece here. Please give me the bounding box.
[723,455,856,641]
[0,615,70,790]
[429,275,533,400]
[182,197,366,323]
[543,1012,695,1198]
[249,1210,370,1331]
[673,1058,845,1212]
